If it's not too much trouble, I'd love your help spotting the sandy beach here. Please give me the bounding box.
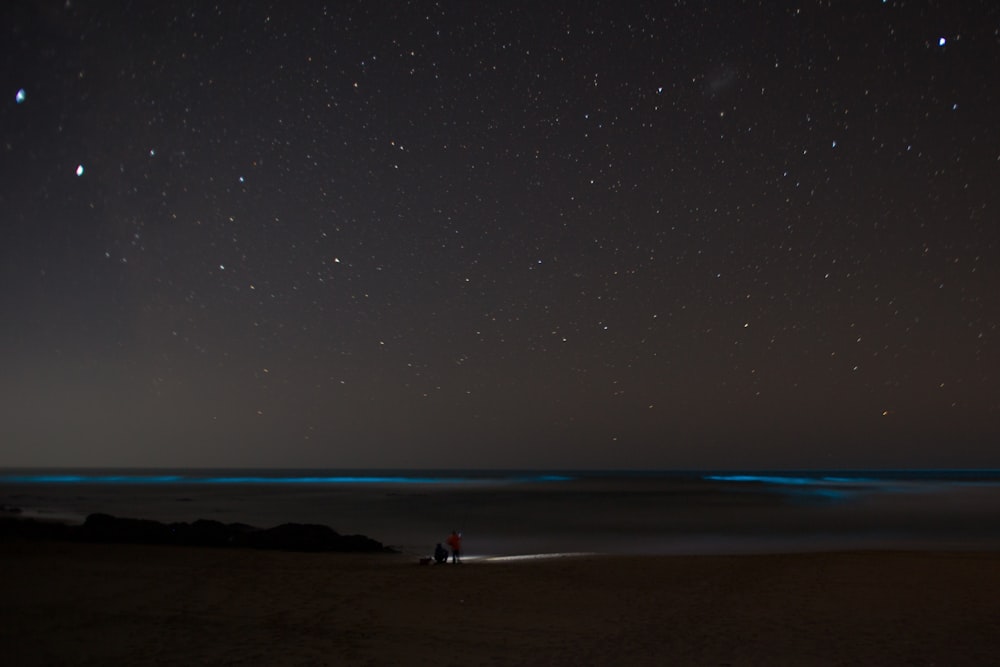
[2,541,999,666]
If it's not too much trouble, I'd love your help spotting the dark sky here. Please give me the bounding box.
[1,1,998,469]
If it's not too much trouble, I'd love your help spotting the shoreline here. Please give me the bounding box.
[8,470,1000,559]
[7,508,1000,561]
[2,540,999,665]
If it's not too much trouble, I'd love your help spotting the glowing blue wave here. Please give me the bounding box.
[704,475,872,486]
[1,475,184,484]
[0,473,573,486]
[702,474,872,501]
[704,472,1000,501]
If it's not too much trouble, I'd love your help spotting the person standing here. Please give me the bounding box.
[446,530,462,564]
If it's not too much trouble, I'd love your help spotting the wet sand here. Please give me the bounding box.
[2,540,999,665]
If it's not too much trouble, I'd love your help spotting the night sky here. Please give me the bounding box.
[2,1,998,469]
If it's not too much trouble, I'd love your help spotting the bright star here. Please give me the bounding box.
[938,37,946,47]
[75,164,84,176]
[15,88,26,104]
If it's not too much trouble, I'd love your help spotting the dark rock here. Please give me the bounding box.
[167,519,256,548]
[82,513,174,544]
[85,514,395,552]
[335,533,395,553]
[1,513,395,553]
[248,523,342,551]
[243,522,393,552]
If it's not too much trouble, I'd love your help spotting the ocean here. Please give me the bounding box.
[4,469,1000,557]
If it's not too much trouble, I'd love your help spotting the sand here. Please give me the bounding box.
[2,541,999,666]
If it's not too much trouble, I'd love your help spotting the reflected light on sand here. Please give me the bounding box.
[475,553,599,563]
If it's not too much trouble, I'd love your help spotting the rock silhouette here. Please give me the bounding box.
[0,512,394,553]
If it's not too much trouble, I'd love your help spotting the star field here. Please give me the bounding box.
[2,1,998,468]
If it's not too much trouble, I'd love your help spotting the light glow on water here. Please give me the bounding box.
[707,475,835,486]
[1,474,183,484]
[208,476,474,484]
[0,472,573,486]
[703,474,875,500]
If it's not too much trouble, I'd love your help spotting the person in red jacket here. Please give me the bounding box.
[446,530,462,564]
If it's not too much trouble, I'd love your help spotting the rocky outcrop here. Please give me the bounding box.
[247,522,388,552]
[82,513,175,544]
[170,518,257,548]
[0,513,395,553]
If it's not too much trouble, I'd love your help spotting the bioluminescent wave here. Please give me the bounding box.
[0,472,573,486]
[705,475,837,486]
[701,473,881,501]
[1,474,185,484]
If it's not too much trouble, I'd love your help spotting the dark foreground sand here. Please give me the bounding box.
[2,541,999,666]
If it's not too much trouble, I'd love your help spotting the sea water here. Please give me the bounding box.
[3,469,1000,557]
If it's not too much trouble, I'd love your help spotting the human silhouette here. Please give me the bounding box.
[446,530,462,564]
